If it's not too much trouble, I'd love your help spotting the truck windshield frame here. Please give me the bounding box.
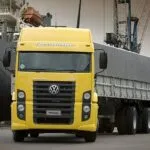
[18,51,91,73]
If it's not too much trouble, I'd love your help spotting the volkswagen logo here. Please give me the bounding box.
[48,84,60,95]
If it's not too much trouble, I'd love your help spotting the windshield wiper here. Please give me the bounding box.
[21,68,81,72]
[57,69,78,72]
[24,68,51,72]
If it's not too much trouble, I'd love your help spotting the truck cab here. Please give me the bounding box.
[3,27,107,142]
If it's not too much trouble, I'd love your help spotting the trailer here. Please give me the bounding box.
[94,43,150,134]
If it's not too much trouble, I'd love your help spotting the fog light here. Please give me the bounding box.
[18,104,25,112]
[19,114,24,119]
[18,91,25,99]
[84,115,89,119]
[83,105,90,113]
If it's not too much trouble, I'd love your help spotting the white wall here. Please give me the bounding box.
[28,0,150,56]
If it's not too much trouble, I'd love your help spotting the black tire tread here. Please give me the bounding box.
[142,108,150,133]
[13,131,25,142]
[126,107,137,135]
[116,106,137,135]
[84,132,97,143]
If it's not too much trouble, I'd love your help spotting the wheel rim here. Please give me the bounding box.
[148,112,150,129]
[133,112,137,130]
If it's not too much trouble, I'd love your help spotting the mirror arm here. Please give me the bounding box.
[94,69,105,79]
[95,48,105,53]
[5,46,16,52]
[5,67,15,74]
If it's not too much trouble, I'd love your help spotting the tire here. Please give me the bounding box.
[75,133,83,138]
[116,107,127,134]
[30,132,39,138]
[126,107,137,134]
[136,114,143,133]
[84,131,97,143]
[142,108,150,133]
[98,119,105,133]
[13,131,25,142]
[105,124,114,133]
[98,118,114,133]
[98,126,105,133]
[116,106,137,135]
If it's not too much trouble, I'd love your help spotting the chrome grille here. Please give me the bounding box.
[33,81,75,124]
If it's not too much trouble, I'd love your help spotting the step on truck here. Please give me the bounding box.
[3,27,107,142]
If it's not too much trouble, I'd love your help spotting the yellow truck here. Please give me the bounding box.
[3,27,107,142]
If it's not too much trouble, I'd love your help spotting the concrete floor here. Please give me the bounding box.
[0,128,150,150]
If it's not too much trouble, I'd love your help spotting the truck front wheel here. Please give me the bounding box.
[13,131,26,142]
[83,131,97,143]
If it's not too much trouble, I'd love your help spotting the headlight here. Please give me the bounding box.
[84,92,91,100]
[18,91,25,99]
[83,105,90,113]
[18,104,25,112]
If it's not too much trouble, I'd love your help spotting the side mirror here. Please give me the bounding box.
[99,52,107,69]
[3,50,11,67]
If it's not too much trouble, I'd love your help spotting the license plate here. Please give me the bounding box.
[46,110,61,116]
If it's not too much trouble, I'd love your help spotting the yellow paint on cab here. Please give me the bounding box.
[12,27,98,133]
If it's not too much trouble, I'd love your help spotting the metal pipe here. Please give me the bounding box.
[127,0,132,50]
[10,0,12,13]
[77,0,82,28]
[114,0,119,37]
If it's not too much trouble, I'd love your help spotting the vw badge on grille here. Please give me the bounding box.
[49,84,59,95]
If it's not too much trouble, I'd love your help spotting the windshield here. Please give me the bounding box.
[18,52,91,73]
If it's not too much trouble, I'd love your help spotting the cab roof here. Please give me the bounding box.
[17,27,94,52]
[19,27,92,43]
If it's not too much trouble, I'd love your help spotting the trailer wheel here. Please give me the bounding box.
[75,132,83,138]
[117,107,137,135]
[126,107,137,134]
[142,108,150,133]
[98,118,114,133]
[116,108,127,134]
[13,131,25,142]
[98,119,105,133]
[84,131,97,143]
[105,124,114,133]
[137,113,143,133]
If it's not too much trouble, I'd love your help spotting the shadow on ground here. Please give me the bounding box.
[24,134,85,144]
[23,132,120,144]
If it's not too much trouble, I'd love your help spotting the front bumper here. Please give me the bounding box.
[11,102,98,132]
